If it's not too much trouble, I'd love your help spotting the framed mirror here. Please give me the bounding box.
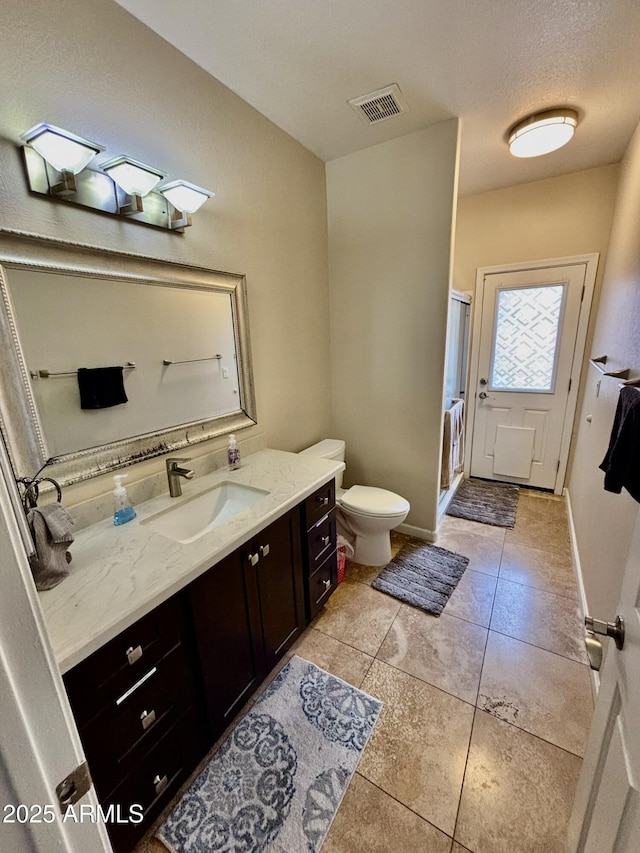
[0,230,256,486]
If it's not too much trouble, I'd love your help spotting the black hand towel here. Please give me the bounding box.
[77,366,128,409]
[599,386,640,502]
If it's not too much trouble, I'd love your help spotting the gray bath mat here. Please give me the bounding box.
[372,538,469,616]
[446,477,519,528]
[156,655,382,853]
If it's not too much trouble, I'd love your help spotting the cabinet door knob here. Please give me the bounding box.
[140,709,156,731]
[126,645,143,665]
[317,495,329,506]
[323,578,331,591]
[321,535,330,547]
[259,544,270,558]
[248,552,259,566]
[153,774,168,795]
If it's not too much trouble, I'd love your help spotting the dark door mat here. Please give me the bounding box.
[446,477,519,528]
[372,538,469,616]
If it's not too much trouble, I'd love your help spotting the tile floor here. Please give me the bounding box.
[136,488,593,853]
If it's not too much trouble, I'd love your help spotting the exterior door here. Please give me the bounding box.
[470,261,592,490]
[567,509,640,851]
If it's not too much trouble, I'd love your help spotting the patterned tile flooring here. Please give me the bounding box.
[136,489,593,853]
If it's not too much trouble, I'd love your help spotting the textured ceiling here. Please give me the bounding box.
[115,0,640,195]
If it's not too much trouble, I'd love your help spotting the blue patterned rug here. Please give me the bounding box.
[156,655,383,852]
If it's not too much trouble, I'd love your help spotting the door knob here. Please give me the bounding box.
[584,615,625,650]
[584,614,624,671]
[478,391,495,400]
[479,377,488,386]
[584,633,603,671]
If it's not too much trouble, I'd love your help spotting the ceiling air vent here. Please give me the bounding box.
[348,84,409,126]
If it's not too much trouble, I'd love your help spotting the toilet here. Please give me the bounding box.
[299,439,410,566]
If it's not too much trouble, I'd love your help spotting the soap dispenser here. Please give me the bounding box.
[113,474,136,525]
[227,434,241,470]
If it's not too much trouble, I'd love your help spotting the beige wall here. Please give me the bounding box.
[0,0,330,503]
[454,164,620,481]
[454,164,618,298]
[327,121,461,536]
[568,121,640,616]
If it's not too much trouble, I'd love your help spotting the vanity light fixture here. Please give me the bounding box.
[19,123,214,233]
[508,108,579,158]
[20,123,104,196]
[159,180,215,229]
[101,156,165,215]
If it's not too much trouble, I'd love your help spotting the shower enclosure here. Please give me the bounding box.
[440,290,472,505]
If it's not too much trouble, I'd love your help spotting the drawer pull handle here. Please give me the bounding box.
[323,578,331,591]
[126,645,143,665]
[248,552,259,567]
[140,709,156,731]
[317,496,329,506]
[153,774,168,796]
[321,535,330,547]
[259,544,270,558]
[116,666,158,706]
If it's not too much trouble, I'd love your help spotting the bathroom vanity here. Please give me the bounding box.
[40,449,341,852]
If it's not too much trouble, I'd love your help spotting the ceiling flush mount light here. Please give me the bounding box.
[101,156,165,215]
[19,123,214,233]
[508,108,579,158]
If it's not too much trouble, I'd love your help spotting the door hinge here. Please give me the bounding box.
[56,761,92,813]
[568,378,572,393]
[557,459,561,472]
[581,285,585,302]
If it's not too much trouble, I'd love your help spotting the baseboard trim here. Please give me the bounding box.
[396,522,436,543]
[564,486,600,699]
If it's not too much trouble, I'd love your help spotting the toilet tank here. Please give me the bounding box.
[299,439,345,489]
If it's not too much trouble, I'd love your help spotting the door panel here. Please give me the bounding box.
[567,512,640,852]
[471,263,587,489]
[255,509,305,671]
[189,551,264,734]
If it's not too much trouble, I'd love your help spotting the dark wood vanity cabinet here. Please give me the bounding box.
[302,480,338,620]
[62,488,333,852]
[190,506,306,738]
[63,594,209,853]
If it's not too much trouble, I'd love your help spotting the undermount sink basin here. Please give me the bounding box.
[141,481,270,544]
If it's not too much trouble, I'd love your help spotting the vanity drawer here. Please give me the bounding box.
[303,480,336,530]
[64,593,187,726]
[79,643,197,801]
[307,550,337,621]
[102,705,206,853]
[306,510,336,572]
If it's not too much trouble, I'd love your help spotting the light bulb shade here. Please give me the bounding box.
[21,123,104,174]
[101,156,165,197]
[508,109,578,158]
[159,180,214,213]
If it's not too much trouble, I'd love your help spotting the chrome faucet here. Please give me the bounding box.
[166,458,194,497]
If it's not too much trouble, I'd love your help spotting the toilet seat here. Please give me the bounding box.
[340,485,410,519]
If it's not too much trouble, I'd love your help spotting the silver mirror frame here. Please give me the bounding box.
[0,229,257,487]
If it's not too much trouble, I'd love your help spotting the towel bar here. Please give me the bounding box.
[589,357,630,380]
[162,355,222,365]
[31,362,136,379]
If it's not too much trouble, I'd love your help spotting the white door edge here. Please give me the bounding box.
[0,437,111,852]
[464,253,599,494]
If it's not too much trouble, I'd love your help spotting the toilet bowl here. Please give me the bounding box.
[299,439,410,566]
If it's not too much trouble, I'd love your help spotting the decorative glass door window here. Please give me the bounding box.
[489,283,565,392]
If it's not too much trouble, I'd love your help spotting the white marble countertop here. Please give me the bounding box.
[39,449,343,674]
